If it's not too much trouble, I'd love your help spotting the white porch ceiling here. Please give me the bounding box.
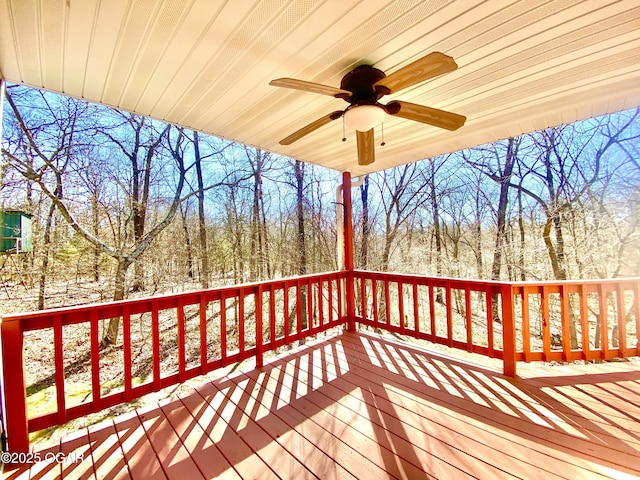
[1,0,639,176]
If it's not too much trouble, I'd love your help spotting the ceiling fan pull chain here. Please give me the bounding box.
[342,116,347,142]
[380,121,386,146]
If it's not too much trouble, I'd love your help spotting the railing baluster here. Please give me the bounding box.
[445,281,453,348]
[598,284,608,359]
[220,293,227,364]
[283,284,290,343]
[372,279,379,327]
[307,277,313,332]
[123,306,132,401]
[465,285,472,352]
[541,286,551,361]
[199,294,207,373]
[318,279,324,329]
[269,284,276,349]
[337,276,343,321]
[384,279,391,327]
[429,281,436,342]
[521,287,530,362]
[398,280,405,331]
[177,300,186,382]
[413,282,419,336]
[328,278,334,324]
[560,285,571,362]
[54,314,66,425]
[238,288,245,359]
[615,283,625,356]
[296,281,303,336]
[256,285,263,368]
[360,276,366,318]
[152,303,161,391]
[486,285,494,357]
[579,285,590,361]
[90,310,101,410]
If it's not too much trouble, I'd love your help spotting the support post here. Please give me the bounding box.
[501,284,517,377]
[1,319,29,453]
[342,172,356,332]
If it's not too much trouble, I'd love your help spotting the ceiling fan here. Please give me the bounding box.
[270,52,466,166]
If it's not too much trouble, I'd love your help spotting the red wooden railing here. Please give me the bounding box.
[1,270,639,453]
[353,271,640,367]
[352,271,519,374]
[512,279,640,362]
[0,272,346,453]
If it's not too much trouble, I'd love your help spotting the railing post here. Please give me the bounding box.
[342,172,356,331]
[501,284,517,377]
[1,319,29,453]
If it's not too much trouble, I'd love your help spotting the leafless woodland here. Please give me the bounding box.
[1,85,639,441]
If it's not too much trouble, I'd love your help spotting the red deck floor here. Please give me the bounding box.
[3,331,640,479]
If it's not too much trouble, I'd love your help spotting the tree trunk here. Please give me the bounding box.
[193,132,210,288]
[517,188,526,281]
[103,258,130,345]
[91,192,100,282]
[294,160,307,276]
[294,160,307,328]
[490,138,517,321]
[491,138,516,282]
[429,163,443,303]
[247,149,271,282]
[37,202,56,310]
[181,205,194,278]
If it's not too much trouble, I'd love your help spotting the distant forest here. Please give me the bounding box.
[2,84,639,312]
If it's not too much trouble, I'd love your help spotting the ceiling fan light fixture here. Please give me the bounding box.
[344,104,386,131]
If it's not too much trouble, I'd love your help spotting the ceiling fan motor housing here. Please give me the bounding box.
[340,65,389,105]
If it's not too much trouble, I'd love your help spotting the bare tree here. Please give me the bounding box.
[100,113,169,292]
[373,163,431,272]
[3,87,91,308]
[462,138,521,282]
[245,147,272,281]
[3,86,188,344]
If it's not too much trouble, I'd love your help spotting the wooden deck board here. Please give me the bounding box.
[262,347,530,479]
[159,398,241,480]
[87,423,130,480]
[239,365,438,480]
[4,331,640,480]
[338,333,640,478]
[179,388,279,480]
[137,405,204,479]
[205,376,358,480]
[226,371,390,480]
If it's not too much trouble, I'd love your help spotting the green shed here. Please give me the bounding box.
[0,210,32,253]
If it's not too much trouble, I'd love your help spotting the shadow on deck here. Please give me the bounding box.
[4,330,640,479]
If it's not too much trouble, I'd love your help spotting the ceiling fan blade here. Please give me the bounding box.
[270,78,351,98]
[279,111,343,145]
[356,129,375,166]
[373,52,457,94]
[386,101,466,131]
